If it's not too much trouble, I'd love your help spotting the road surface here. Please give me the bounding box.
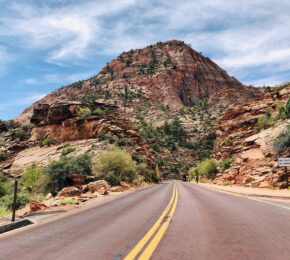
[0,182,289,260]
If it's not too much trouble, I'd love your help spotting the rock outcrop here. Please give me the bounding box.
[212,85,290,188]
[15,40,262,125]
[1,40,266,181]
[2,100,157,176]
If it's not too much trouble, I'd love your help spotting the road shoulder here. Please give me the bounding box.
[194,182,290,200]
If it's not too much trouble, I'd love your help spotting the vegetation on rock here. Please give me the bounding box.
[196,159,217,178]
[274,125,290,155]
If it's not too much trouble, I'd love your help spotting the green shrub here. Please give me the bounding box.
[15,128,26,141]
[77,107,92,119]
[93,108,109,116]
[221,138,232,146]
[0,206,10,217]
[21,164,49,194]
[286,98,290,118]
[256,115,274,132]
[59,198,77,205]
[196,159,217,178]
[61,145,75,156]
[220,158,234,171]
[94,147,136,185]
[151,143,160,152]
[222,181,229,186]
[0,192,30,210]
[116,139,126,147]
[43,138,53,146]
[45,153,93,194]
[188,168,197,182]
[0,151,6,161]
[144,170,160,183]
[274,125,290,154]
[0,172,9,197]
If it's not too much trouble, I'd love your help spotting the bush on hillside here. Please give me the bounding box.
[0,152,6,161]
[61,145,75,156]
[15,128,26,141]
[0,172,9,197]
[77,107,92,119]
[188,168,197,182]
[286,98,290,118]
[43,137,53,146]
[45,153,93,194]
[135,162,160,183]
[220,138,232,146]
[274,125,290,154]
[0,173,30,211]
[0,192,30,210]
[219,158,234,171]
[93,147,136,185]
[196,159,217,178]
[93,107,109,116]
[256,115,274,132]
[21,164,49,194]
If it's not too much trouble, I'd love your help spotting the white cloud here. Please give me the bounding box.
[0,0,289,85]
[0,0,138,64]
[22,71,96,88]
[0,93,47,110]
[0,46,13,76]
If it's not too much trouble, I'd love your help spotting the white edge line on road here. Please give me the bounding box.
[248,197,290,211]
[191,183,290,211]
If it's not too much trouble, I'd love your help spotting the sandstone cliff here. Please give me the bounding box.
[11,40,264,179]
[15,40,262,124]
[1,101,156,177]
[212,84,290,188]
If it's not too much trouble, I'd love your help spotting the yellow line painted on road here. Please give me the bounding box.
[124,184,177,260]
[139,185,178,260]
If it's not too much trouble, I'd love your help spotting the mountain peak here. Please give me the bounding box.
[15,40,263,123]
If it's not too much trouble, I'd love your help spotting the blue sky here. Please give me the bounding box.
[0,0,290,120]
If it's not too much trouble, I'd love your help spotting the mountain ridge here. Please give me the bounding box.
[15,40,263,124]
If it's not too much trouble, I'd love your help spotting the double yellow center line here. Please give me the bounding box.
[125,183,178,260]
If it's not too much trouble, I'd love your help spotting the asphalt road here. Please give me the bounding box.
[0,182,289,260]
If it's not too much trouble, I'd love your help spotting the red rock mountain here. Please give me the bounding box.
[15,40,262,123]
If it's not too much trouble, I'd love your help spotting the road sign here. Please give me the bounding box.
[278,158,290,167]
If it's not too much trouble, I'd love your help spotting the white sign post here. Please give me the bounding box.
[278,158,289,188]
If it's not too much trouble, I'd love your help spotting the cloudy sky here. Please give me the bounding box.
[0,0,289,120]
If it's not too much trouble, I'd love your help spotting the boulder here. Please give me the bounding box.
[120,181,131,190]
[80,184,89,193]
[111,186,124,192]
[99,187,109,195]
[79,193,97,199]
[67,174,87,188]
[87,180,110,192]
[45,193,53,200]
[29,200,49,212]
[67,174,98,188]
[259,180,272,188]
[241,149,265,160]
[56,186,81,197]
[243,176,255,184]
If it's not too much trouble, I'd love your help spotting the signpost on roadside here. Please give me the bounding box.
[12,179,18,222]
[278,158,290,189]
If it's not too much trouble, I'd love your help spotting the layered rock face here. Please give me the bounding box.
[10,40,265,180]
[15,40,262,124]
[1,101,156,176]
[212,85,290,188]
[6,39,280,185]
